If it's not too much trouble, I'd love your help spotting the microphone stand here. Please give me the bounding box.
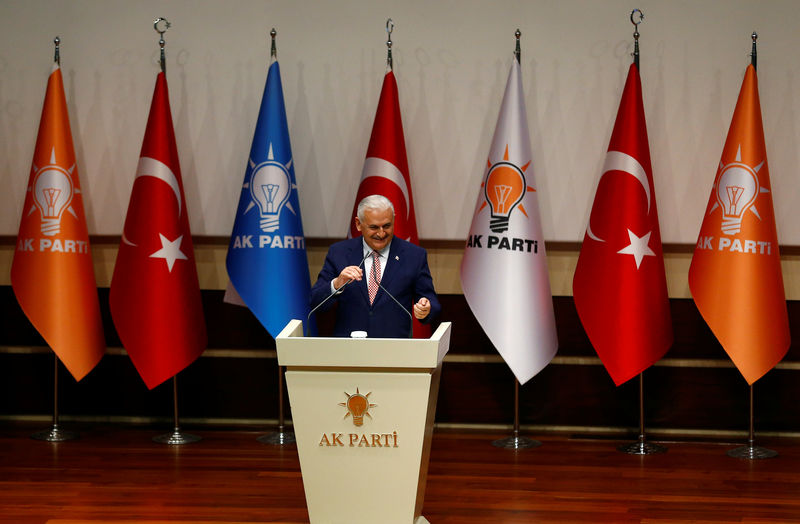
[306,251,371,337]
[374,267,414,339]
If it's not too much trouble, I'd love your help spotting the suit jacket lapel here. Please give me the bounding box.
[349,238,370,303]
[380,239,403,293]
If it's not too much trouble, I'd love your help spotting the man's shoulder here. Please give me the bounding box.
[390,237,427,257]
[327,237,361,253]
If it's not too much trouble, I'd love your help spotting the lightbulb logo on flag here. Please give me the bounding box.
[246,144,295,233]
[482,145,532,233]
[30,148,75,237]
[712,146,766,237]
[461,58,557,386]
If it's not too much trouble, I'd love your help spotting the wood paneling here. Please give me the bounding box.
[3,286,800,436]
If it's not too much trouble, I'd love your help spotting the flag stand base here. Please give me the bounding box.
[153,428,201,445]
[257,430,296,445]
[153,377,201,444]
[492,379,541,450]
[618,440,666,455]
[726,387,777,459]
[726,444,777,460]
[491,436,541,449]
[257,368,296,446]
[31,424,78,442]
[618,374,667,455]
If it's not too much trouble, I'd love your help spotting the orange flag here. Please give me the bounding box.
[10,64,105,381]
[689,64,790,385]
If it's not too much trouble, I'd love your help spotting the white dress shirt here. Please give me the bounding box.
[330,239,392,294]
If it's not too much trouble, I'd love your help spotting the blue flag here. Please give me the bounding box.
[226,59,314,337]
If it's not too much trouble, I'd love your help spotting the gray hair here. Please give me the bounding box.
[357,194,395,222]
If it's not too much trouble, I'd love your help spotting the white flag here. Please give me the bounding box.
[460,58,558,385]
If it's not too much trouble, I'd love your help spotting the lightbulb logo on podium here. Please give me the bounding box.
[696,145,773,255]
[340,387,376,427]
[317,387,399,449]
[465,145,540,254]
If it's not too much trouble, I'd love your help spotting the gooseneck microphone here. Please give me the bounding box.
[372,260,414,339]
[306,250,371,337]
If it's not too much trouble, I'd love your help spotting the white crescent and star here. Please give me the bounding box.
[149,234,188,272]
[585,151,656,269]
[135,156,183,217]
[121,157,189,272]
[617,230,656,269]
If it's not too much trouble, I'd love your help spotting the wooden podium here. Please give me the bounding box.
[276,320,452,524]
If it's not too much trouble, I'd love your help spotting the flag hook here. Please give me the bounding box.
[153,17,171,74]
[53,36,61,66]
[386,18,394,69]
[270,28,277,59]
[630,9,643,68]
[514,29,521,63]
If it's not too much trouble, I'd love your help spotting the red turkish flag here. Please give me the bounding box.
[349,70,418,243]
[110,72,207,389]
[349,69,429,337]
[573,64,673,386]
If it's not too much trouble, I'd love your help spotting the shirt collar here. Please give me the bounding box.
[362,239,391,259]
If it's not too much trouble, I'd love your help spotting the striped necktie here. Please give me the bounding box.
[368,251,381,304]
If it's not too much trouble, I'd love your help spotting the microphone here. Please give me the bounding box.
[372,261,414,339]
[306,250,371,337]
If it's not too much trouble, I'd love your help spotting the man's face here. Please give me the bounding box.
[355,207,394,252]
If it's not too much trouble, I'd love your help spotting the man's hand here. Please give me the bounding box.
[333,265,363,290]
[413,297,431,319]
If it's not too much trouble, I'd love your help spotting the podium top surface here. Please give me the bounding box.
[276,320,451,369]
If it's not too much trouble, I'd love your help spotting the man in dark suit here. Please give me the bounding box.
[310,195,441,338]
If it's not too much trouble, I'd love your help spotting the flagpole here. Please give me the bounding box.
[31,37,79,444]
[490,30,542,452]
[252,28,297,447]
[492,377,541,450]
[618,372,665,454]
[153,374,201,444]
[145,18,200,446]
[615,11,666,456]
[257,363,296,445]
[32,353,79,442]
[154,17,170,74]
[386,18,393,69]
[724,32,777,461]
[631,9,642,69]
